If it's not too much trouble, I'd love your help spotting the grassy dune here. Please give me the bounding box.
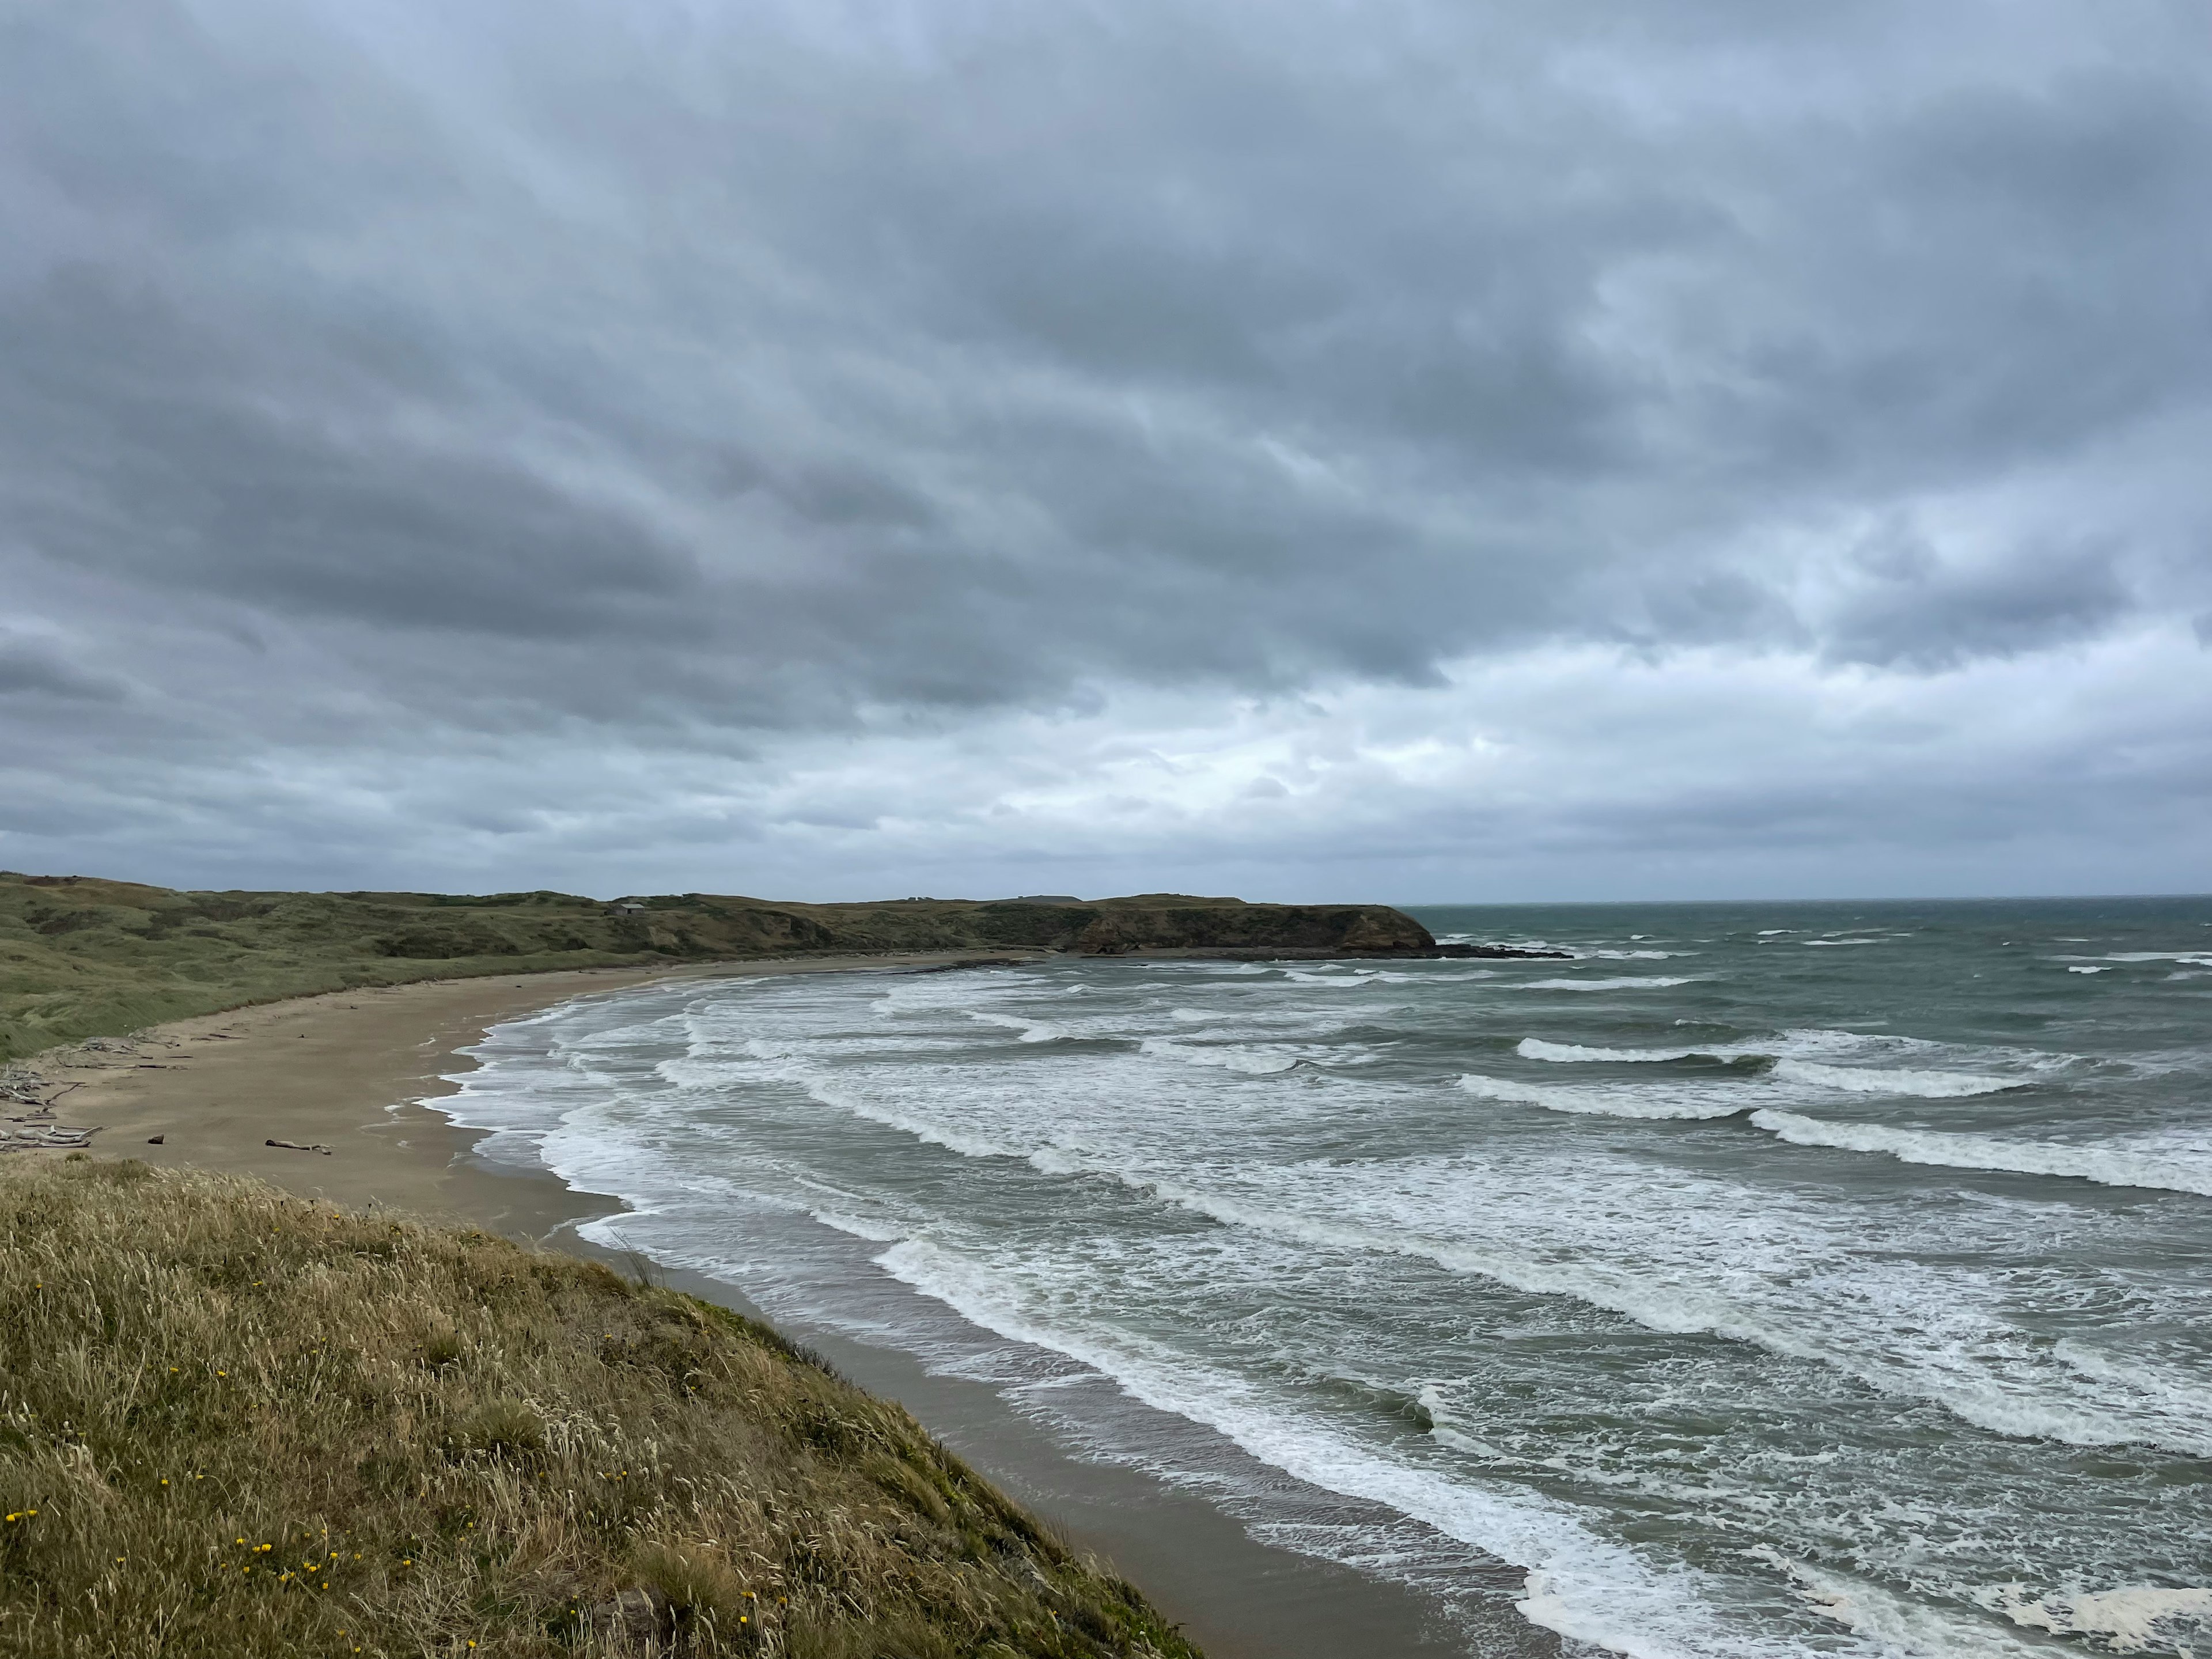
[0,872,1431,1062]
[0,1156,1200,1658]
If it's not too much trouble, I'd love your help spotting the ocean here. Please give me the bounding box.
[434,897,2212,1659]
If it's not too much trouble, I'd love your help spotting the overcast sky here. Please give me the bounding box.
[3,0,2208,903]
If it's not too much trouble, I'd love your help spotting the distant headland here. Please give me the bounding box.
[0,873,1563,1062]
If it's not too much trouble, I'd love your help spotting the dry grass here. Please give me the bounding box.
[0,1158,1200,1659]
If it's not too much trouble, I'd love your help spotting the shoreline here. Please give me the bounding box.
[23,955,1042,1219]
[34,956,1510,1659]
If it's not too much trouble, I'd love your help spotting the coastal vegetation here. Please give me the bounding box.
[0,1155,1202,1657]
[0,872,1433,1060]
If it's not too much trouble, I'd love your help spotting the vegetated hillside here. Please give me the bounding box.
[0,873,1434,1060]
[0,1156,1200,1658]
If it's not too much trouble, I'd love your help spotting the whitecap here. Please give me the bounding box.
[1512,976,1700,991]
[1518,1038,1710,1063]
[1460,1073,1752,1120]
[1770,1059,2022,1099]
[969,1010,1071,1043]
[1748,1110,2212,1197]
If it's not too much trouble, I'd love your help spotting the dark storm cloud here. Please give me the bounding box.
[2,0,2209,895]
[1820,525,2135,671]
[0,632,128,702]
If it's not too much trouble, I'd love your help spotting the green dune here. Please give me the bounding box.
[0,873,1433,1062]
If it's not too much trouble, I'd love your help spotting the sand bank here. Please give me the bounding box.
[33,955,1498,1659]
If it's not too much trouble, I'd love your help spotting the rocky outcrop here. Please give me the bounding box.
[1059,900,1433,956]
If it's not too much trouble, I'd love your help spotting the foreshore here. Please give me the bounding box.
[31,955,1498,1659]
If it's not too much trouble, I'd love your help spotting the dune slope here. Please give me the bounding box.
[0,1157,1200,1659]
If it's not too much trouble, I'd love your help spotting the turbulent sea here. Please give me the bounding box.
[438,899,2212,1659]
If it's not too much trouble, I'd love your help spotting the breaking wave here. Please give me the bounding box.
[1770,1059,2022,1099]
[1750,1111,2212,1196]
[1518,1038,1715,1063]
[1460,1073,1753,1120]
[1512,976,1701,992]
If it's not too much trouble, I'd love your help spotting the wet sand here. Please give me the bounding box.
[41,958,1502,1659]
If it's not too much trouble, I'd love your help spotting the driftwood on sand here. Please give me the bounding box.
[0,1122,100,1151]
[266,1138,332,1156]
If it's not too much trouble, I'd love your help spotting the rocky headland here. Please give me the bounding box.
[2,874,1557,1061]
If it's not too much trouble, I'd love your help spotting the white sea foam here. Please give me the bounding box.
[1512,976,1701,991]
[1517,1029,1932,1066]
[1976,1584,2212,1653]
[1139,1036,1307,1074]
[2069,966,2111,975]
[1749,1111,2212,1197]
[437,953,2212,1658]
[1518,1038,1711,1063]
[871,1234,1771,1659]
[969,1010,1072,1043]
[1804,940,1881,947]
[1581,949,1696,960]
[1132,1171,2212,1455]
[1766,1554,2060,1659]
[1772,1059,2022,1098]
[1461,1073,1752,1120]
[1281,969,1395,988]
[775,1069,1029,1161]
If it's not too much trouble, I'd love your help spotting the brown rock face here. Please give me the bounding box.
[1065,902,1434,956]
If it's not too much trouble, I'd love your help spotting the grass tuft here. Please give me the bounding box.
[0,1158,1200,1658]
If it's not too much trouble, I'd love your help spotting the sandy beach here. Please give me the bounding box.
[31,956,1032,1223]
[27,955,1493,1659]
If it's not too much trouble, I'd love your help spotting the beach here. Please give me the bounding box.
[40,955,1486,1659]
[37,957,1007,1222]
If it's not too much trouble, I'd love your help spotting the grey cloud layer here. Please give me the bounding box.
[3,0,2209,894]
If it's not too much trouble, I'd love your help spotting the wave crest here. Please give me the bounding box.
[1749,1110,2212,1197]
[1518,1038,1710,1064]
[1513,976,1701,992]
[1460,1073,1751,1120]
[1771,1059,2020,1099]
